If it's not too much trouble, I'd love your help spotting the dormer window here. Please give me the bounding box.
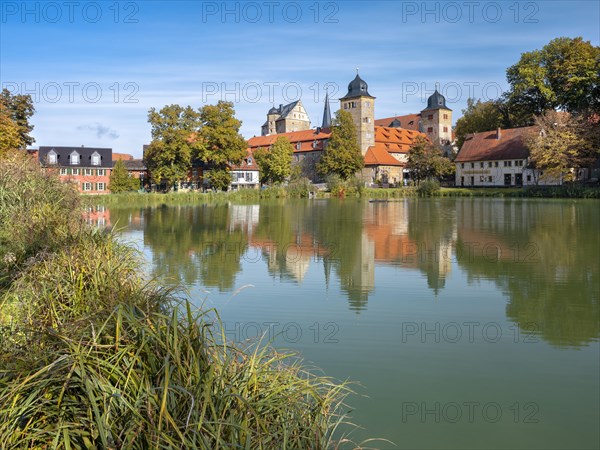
[296,142,301,151]
[247,157,253,164]
[312,140,318,149]
[47,150,57,165]
[90,151,101,166]
[70,151,80,165]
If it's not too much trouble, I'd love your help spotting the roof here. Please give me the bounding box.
[248,129,331,153]
[364,146,403,166]
[340,74,374,100]
[113,152,134,161]
[374,114,421,131]
[374,126,426,153]
[423,89,452,111]
[38,146,112,168]
[121,159,146,170]
[454,127,537,162]
[230,150,259,171]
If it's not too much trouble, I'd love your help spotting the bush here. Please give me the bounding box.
[417,178,441,196]
[286,177,314,198]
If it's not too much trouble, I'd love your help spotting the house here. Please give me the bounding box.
[38,146,112,194]
[229,152,260,189]
[112,153,148,188]
[261,100,311,136]
[454,127,557,187]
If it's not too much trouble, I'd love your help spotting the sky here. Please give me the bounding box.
[1,0,598,157]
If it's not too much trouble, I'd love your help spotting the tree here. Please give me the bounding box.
[406,136,455,185]
[454,98,503,149]
[0,103,21,157]
[526,110,598,183]
[0,88,35,148]
[505,37,600,118]
[198,101,247,190]
[144,105,202,190]
[317,110,364,180]
[109,160,140,193]
[254,136,294,184]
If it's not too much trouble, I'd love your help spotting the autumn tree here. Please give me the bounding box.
[505,37,600,119]
[0,103,21,157]
[0,89,35,148]
[454,98,503,149]
[406,136,455,185]
[317,110,364,180]
[109,159,140,193]
[144,105,202,190]
[198,101,247,191]
[526,110,598,183]
[254,136,294,185]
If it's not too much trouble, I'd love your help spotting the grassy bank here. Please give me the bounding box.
[0,153,364,449]
[87,184,600,208]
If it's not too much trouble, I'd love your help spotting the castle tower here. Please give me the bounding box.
[420,89,453,147]
[339,72,375,155]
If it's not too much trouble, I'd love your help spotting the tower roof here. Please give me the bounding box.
[340,74,374,100]
[322,92,332,128]
[423,89,451,111]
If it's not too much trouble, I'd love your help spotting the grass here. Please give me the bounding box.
[0,152,372,449]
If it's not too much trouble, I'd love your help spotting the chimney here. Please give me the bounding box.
[496,128,501,140]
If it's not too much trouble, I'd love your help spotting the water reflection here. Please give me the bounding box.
[107,198,599,347]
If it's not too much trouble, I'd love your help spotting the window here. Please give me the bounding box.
[97,182,105,191]
[480,176,484,182]
[84,169,92,176]
[97,169,105,176]
[245,172,253,182]
[296,142,301,151]
[508,161,512,167]
[60,168,67,175]
[527,175,532,182]
[494,161,499,167]
[91,152,101,166]
[443,126,448,132]
[461,163,464,169]
[83,182,91,191]
[70,151,80,165]
[480,162,484,168]
[470,163,474,168]
[247,157,252,164]
[504,161,508,167]
[427,127,433,133]
[72,168,80,175]
[488,176,493,182]
[47,150,58,165]
[488,162,492,167]
[428,115,433,120]
[443,114,448,119]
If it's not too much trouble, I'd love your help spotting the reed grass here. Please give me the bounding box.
[0,153,370,449]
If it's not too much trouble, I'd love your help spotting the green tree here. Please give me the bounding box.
[254,136,294,184]
[109,160,140,193]
[406,136,455,185]
[198,101,247,190]
[506,37,600,118]
[144,105,202,190]
[454,98,503,149]
[317,110,364,180]
[526,110,598,183]
[0,104,21,157]
[0,89,35,148]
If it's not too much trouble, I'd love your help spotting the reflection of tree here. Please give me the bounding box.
[456,200,599,347]
[406,199,456,295]
[142,205,247,291]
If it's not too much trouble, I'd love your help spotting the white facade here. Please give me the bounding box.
[454,158,557,187]
[230,169,260,189]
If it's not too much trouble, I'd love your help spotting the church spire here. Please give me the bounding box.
[321,90,332,129]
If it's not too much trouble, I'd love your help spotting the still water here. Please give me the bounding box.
[105,198,599,449]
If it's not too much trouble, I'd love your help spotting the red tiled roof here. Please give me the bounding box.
[364,146,403,166]
[374,126,425,153]
[247,129,331,153]
[230,149,259,171]
[455,126,537,163]
[112,153,134,161]
[374,114,421,130]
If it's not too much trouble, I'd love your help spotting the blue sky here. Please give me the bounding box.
[1,0,598,157]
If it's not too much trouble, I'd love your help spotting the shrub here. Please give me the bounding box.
[416,178,441,196]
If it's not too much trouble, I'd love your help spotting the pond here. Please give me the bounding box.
[106,198,599,449]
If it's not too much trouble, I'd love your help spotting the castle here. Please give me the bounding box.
[249,73,453,185]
